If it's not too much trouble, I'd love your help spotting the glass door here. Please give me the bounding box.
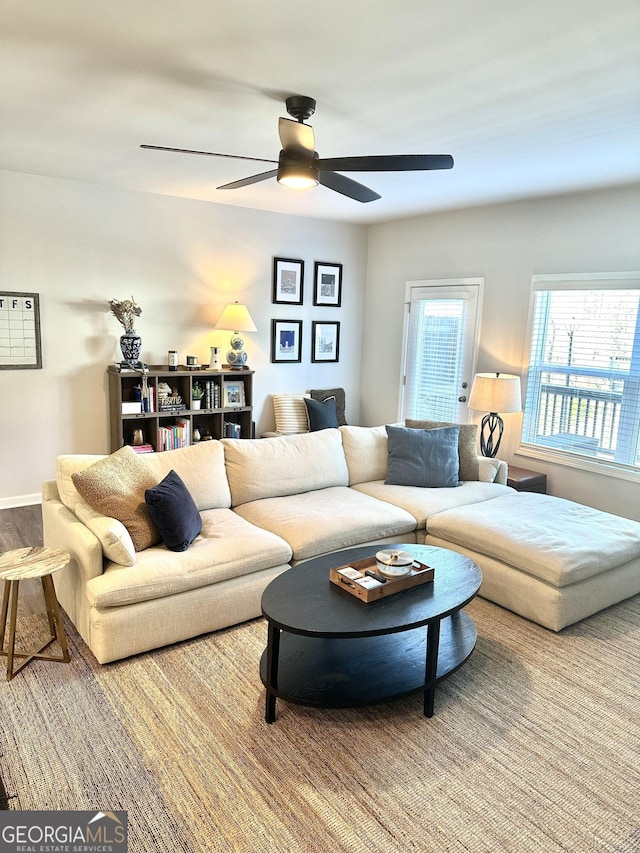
[399,278,483,423]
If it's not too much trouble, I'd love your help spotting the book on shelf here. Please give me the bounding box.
[131,443,154,453]
[223,421,242,438]
[157,419,190,451]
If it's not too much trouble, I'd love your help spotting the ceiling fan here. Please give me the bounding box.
[141,95,454,203]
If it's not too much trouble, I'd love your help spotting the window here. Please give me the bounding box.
[522,273,640,475]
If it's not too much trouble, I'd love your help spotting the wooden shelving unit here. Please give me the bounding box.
[107,364,254,452]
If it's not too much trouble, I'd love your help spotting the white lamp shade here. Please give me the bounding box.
[214,302,257,333]
[468,372,522,414]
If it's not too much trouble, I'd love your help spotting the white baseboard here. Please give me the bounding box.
[0,493,42,510]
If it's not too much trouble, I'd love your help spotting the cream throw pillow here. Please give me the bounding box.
[75,502,137,567]
[272,394,310,434]
[71,446,160,551]
[405,419,479,482]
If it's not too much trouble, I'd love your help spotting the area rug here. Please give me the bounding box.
[1,595,639,853]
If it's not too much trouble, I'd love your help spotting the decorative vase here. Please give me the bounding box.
[192,399,201,410]
[120,331,142,364]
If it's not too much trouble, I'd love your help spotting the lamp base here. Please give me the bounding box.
[480,412,504,458]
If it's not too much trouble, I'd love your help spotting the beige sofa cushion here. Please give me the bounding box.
[352,479,514,530]
[71,446,160,551]
[85,508,292,608]
[144,439,231,510]
[427,492,640,586]
[233,485,416,561]
[222,430,348,506]
[340,425,389,485]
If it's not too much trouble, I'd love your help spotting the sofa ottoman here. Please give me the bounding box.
[424,492,640,630]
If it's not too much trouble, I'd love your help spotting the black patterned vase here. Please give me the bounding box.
[120,331,142,364]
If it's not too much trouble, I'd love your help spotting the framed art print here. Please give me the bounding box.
[222,380,245,408]
[311,321,340,363]
[273,257,304,305]
[313,262,342,307]
[271,319,303,363]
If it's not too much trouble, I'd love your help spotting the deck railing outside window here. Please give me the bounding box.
[521,274,640,475]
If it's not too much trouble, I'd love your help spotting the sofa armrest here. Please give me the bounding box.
[477,456,508,485]
[42,494,104,583]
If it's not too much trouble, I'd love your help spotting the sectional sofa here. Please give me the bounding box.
[42,425,640,663]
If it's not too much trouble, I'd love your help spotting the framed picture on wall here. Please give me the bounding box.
[0,291,42,370]
[273,257,304,305]
[271,319,303,363]
[311,321,340,363]
[313,262,342,307]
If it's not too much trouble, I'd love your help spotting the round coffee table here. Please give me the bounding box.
[260,543,482,722]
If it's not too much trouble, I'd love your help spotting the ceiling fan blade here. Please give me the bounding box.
[318,171,381,203]
[317,154,454,172]
[278,118,315,155]
[140,144,277,165]
[217,169,278,190]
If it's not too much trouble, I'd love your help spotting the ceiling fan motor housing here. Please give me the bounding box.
[285,95,316,122]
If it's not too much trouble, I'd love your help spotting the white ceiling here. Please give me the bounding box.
[2,0,640,224]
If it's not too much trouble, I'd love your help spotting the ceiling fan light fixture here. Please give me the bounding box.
[277,162,319,190]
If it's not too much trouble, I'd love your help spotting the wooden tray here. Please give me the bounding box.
[329,555,434,603]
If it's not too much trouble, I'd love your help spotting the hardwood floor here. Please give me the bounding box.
[0,504,46,616]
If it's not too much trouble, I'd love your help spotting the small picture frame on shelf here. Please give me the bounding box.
[313,262,342,307]
[311,321,340,363]
[222,380,245,408]
[273,257,304,305]
[271,319,302,363]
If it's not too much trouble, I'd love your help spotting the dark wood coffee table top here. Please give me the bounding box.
[261,543,482,637]
[260,543,482,722]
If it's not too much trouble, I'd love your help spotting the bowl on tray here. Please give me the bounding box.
[375,549,415,579]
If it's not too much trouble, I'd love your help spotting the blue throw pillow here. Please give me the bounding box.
[385,424,461,488]
[144,469,202,551]
[304,396,339,431]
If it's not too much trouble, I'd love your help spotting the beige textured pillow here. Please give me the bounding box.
[71,446,160,551]
[405,419,479,482]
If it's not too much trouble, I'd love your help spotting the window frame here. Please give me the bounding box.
[519,271,640,483]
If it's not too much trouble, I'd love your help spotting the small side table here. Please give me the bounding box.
[507,465,547,494]
[0,546,71,681]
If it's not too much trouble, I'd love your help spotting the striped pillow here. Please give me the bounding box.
[272,394,310,435]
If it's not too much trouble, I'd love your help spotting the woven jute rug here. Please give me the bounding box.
[1,595,638,853]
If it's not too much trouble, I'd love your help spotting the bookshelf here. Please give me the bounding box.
[107,365,254,453]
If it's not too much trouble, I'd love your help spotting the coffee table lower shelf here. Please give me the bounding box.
[259,611,476,713]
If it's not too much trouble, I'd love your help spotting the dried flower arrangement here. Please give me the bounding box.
[109,296,142,333]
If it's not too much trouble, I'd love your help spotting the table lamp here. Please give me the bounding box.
[214,301,257,369]
[468,372,522,457]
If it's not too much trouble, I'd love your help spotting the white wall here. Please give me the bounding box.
[362,184,640,521]
[0,170,367,505]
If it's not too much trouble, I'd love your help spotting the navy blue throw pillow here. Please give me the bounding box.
[385,424,461,488]
[304,396,339,431]
[144,469,202,552]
